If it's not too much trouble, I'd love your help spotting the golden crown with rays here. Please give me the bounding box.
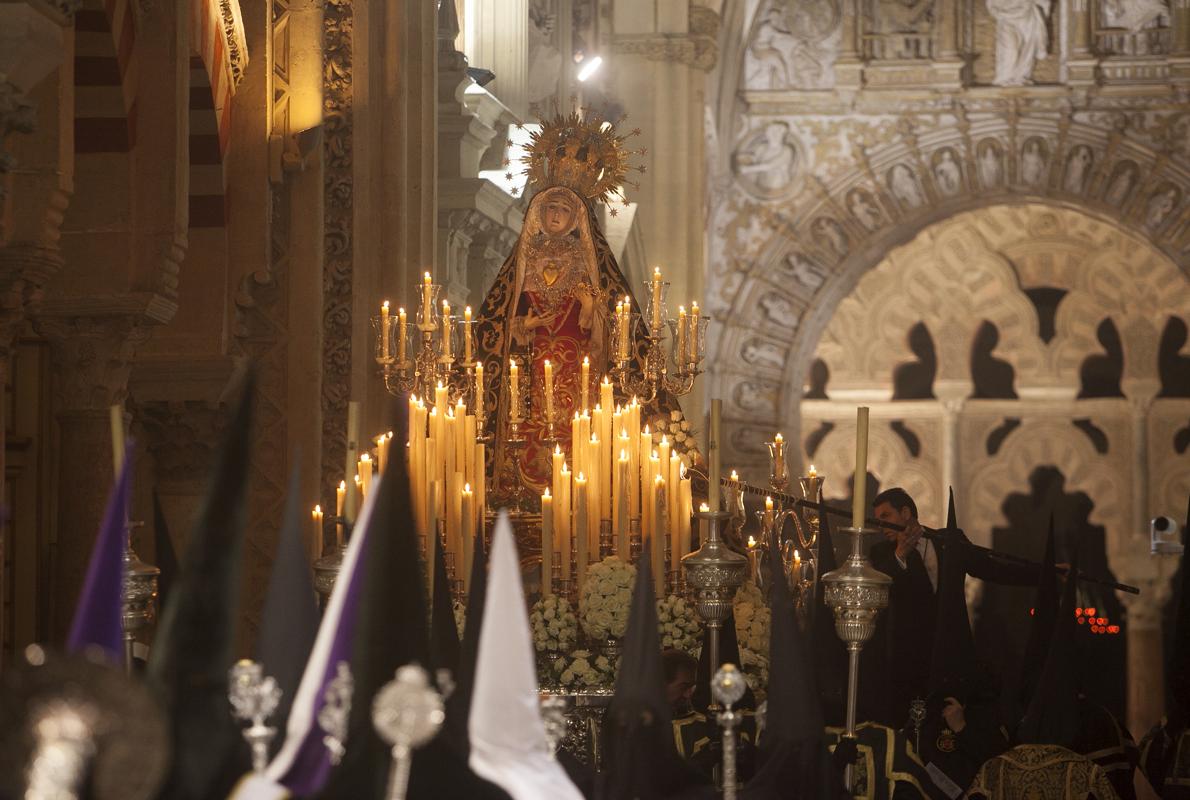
[516,109,646,206]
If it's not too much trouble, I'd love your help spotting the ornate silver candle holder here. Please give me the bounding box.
[228,659,282,773]
[820,525,890,792]
[712,663,747,800]
[122,520,160,674]
[610,284,707,404]
[681,509,746,704]
[372,664,445,800]
[313,518,350,600]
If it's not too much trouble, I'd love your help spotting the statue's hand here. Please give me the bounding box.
[522,311,559,331]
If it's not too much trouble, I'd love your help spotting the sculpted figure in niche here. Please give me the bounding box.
[742,339,785,370]
[1104,162,1138,206]
[527,1,563,104]
[1021,138,1048,186]
[932,149,963,196]
[847,188,884,231]
[987,0,1051,86]
[812,217,850,257]
[734,122,800,199]
[746,1,840,89]
[889,164,925,208]
[1064,146,1093,193]
[877,0,936,58]
[759,292,799,325]
[781,252,827,290]
[1145,185,1179,229]
[1102,0,1169,31]
[977,140,1003,188]
[733,381,775,414]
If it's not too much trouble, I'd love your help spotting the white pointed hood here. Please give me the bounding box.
[468,512,583,800]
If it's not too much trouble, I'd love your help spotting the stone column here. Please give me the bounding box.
[935,386,969,526]
[835,0,864,87]
[38,315,149,641]
[1113,552,1176,739]
[1067,0,1098,84]
[1172,0,1190,80]
[464,0,528,119]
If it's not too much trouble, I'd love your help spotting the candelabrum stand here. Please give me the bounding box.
[712,664,747,800]
[820,526,890,792]
[682,509,747,708]
[372,664,445,800]
[228,660,282,772]
[314,518,351,600]
[122,520,160,675]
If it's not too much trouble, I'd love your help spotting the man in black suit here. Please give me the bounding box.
[866,487,1036,729]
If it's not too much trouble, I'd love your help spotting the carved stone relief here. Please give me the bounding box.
[1063,145,1093,194]
[870,0,936,60]
[1103,160,1139,207]
[931,148,964,196]
[845,188,885,231]
[810,216,850,257]
[777,252,827,291]
[1143,183,1181,231]
[987,0,1051,87]
[887,163,925,208]
[1020,137,1048,186]
[976,139,1004,189]
[744,0,840,90]
[732,121,802,201]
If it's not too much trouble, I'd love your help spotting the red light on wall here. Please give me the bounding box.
[1078,617,1086,624]
[1085,607,1096,616]
[1097,617,1106,625]
[1108,625,1120,634]
[1075,608,1084,616]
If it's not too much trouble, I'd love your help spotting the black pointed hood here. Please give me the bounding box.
[1169,496,1190,719]
[430,533,462,678]
[740,529,838,800]
[319,397,430,798]
[927,497,977,699]
[255,461,320,753]
[1017,516,1059,711]
[1017,540,1081,747]
[445,530,489,755]
[148,368,255,800]
[599,551,705,800]
[152,490,179,612]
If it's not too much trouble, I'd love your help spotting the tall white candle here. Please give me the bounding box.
[575,473,588,588]
[853,406,870,529]
[541,490,553,597]
[381,301,391,359]
[462,484,475,592]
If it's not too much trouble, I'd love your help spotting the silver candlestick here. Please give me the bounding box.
[372,664,445,800]
[682,509,747,708]
[122,520,160,675]
[228,659,282,773]
[821,526,890,792]
[712,663,747,800]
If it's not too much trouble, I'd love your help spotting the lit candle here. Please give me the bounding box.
[422,271,433,325]
[600,377,614,426]
[651,266,663,332]
[588,434,601,538]
[541,489,553,597]
[689,301,700,367]
[509,358,520,423]
[336,480,346,520]
[381,301,391,359]
[616,451,630,555]
[772,432,785,484]
[376,433,389,474]
[652,474,666,592]
[464,305,473,364]
[462,483,475,592]
[358,453,373,500]
[441,300,453,359]
[764,495,774,532]
[397,307,407,363]
[544,359,554,424]
[669,450,682,549]
[559,463,572,581]
[354,474,363,515]
[676,306,687,371]
[709,399,722,512]
[619,297,631,359]
[808,463,818,479]
[581,356,590,413]
[312,505,324,558]
[575,472,589,588]
[475,443,486,540]
[679,473,692,561]
[615,301,624,360]
[853,406,870,529]
[474,363,485,425]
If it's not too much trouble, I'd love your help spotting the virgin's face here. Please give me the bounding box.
[542,197,577,235]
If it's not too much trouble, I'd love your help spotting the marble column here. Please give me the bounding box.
[1172,0,1190,80]
[1067,0,1097,84]
[38,315,149,641]
[463,0,528,119]
[835,0,864,87]
[1112,555,1176,740]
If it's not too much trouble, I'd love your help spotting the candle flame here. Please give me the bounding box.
[583,355,589,366]
[339,480,346,490]
[544,358,551,367]
[424,271,431,282]
[699,502,710,512]
[748,536,756,548]
[602,375,610,385]
[620,449,629,460]
[354,475,362,485]
[654,266,662,278]
[382,300,389,310]
[660,435,668,445]
[313,505,322,515]
[543,487,550,498]
[360,453,371,463]
[577,472,586,481]
[398,306,405,315]
[774,432,783,442]
[464,482,472,493]
[731,469,739,480]
[555,444,562,455]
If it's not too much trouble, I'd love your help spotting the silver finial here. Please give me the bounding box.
[318,662,354,765]
[711,664,746,709]
[228,660,283,773]
[712,664,745,800]
[371,665,445,800]
[25,700,98,800]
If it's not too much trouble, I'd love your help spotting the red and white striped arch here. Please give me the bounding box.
[190,0,247,157]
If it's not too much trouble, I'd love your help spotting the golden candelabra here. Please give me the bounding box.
[611,270,708,404]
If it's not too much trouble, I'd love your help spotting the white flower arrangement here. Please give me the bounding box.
[734,582,771,698]
[649,409,702,467]
[579,556,635,641]
[553,648,616,689]
[529,594,578,653]
[656,594,701,653]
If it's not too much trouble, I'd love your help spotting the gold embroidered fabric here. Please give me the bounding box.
[967,744,1121,799]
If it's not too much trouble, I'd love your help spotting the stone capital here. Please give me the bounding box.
[0,243,61,352]
[134,400,229,484]
[35,314,152,412]
[1110,550,1178,630]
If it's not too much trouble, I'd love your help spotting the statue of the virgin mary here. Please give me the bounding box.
[475,113,664,498]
